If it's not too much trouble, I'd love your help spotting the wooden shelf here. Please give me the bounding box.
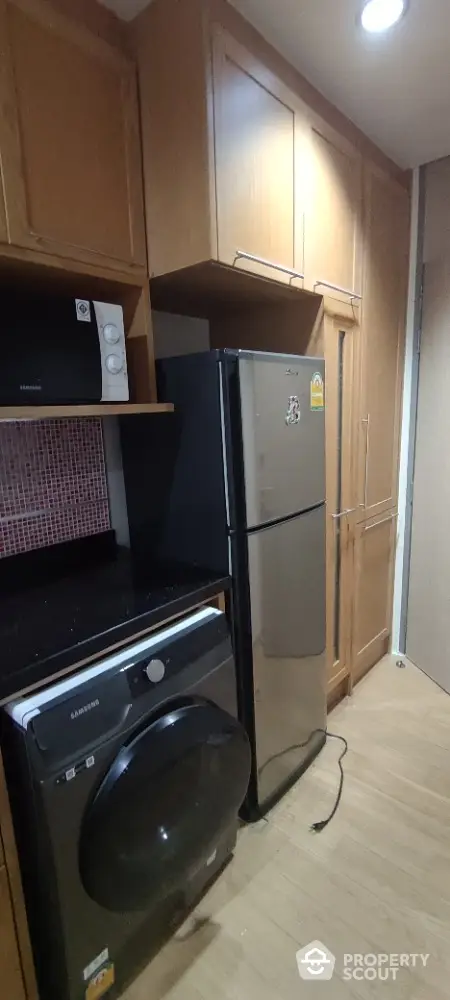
[0,403,174,420]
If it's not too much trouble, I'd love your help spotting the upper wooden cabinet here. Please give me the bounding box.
[304,117,363,306]
[357,164,410,520]
[212,27,306,285]
[135,0,306,285]
[0,0,146,273]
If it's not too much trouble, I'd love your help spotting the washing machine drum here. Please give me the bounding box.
[79,698,250,912]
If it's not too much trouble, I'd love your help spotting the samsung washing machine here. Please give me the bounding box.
[2,606,250,1000]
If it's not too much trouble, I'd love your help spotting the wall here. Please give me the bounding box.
[152,311,210,357]
[0,419,110,559]
[392,167,422,652]
[401,154,450,682]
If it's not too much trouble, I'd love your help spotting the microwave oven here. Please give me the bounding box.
[2,292,129,405]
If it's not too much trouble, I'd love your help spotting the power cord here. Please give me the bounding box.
[310,731,348,833]
[258,728,348,833]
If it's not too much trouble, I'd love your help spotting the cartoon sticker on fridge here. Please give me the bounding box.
[285,395,301,426]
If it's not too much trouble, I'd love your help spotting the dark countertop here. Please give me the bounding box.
[0,547,230,703]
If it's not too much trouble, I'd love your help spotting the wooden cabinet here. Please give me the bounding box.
[135,0,305,285]
[212,27,305,284]
[304,117,362,305]
[351,510,397,684]
[0,754,38,1000]
[0,865,26,1000]
[323,311,359,696]
[0,0,146,273]
[357,164,410,521]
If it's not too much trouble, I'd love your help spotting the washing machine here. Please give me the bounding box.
[2,606,251,1000]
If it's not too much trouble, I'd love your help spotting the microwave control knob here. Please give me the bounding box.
[105,354,123,375]
[103,323,120,345]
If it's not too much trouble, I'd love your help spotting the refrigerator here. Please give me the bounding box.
[142,350,327,819]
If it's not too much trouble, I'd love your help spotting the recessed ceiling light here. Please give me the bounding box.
[360,0,407,32]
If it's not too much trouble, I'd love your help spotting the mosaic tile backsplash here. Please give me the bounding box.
[0,419,111,559]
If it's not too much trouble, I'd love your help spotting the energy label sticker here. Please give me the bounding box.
[310,372,324,411]
[85,963,115,1000]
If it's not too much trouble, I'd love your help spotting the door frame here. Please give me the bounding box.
[392,167,425,654]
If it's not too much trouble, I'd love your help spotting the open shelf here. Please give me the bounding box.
[0,403,174,420]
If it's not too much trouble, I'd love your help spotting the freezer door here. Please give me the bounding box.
[246,504,326,808]
[238,353,325,529]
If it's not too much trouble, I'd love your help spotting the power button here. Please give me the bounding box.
[144,659,165,683]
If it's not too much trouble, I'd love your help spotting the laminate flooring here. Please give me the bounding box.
[123,655,450,999]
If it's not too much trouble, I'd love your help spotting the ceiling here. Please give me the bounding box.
[98,0,450,169]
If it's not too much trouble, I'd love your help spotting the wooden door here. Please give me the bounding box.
[0,866,26,1000]
[352,509,397,684]
[324,313,358,696]
[212,26,306,286]
[0,0,146,272]
[305,117,362,307]
[357,164,409,520]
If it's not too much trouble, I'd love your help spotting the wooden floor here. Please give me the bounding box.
[123,656,450,999]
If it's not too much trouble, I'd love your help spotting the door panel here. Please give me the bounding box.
[352,510,397,685]
[357,165,409,520]
[305,117,362,306]
[407,258,450,691]
[0,0,146,271]
[79,700,250,912]
[239,354,325,528]
[324,316,357,694]
[213,28,305,285]
[247,507,326,805]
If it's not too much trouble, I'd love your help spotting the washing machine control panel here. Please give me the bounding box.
[127,614,230,699]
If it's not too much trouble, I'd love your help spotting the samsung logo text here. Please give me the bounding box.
[70,699,100,720]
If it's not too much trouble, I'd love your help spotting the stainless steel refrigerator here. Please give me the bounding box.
[154,350,327,820]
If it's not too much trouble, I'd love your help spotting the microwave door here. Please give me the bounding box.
[42,313,103,403]
[1,294,102,404]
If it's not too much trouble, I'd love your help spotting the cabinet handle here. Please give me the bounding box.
[331,507,358,520]
[314,280,362,302]
[362,512,398,533]
[235,250,305,283]
[360,415,370,510]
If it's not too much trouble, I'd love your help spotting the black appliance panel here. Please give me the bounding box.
[1,291,101,404]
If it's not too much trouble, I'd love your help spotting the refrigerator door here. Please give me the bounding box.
[246,504,326,810]
[238,353,325,529]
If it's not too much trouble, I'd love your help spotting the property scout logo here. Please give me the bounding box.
[296,940,430,982]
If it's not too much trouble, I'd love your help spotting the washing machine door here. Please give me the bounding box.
[79,698,250,912]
